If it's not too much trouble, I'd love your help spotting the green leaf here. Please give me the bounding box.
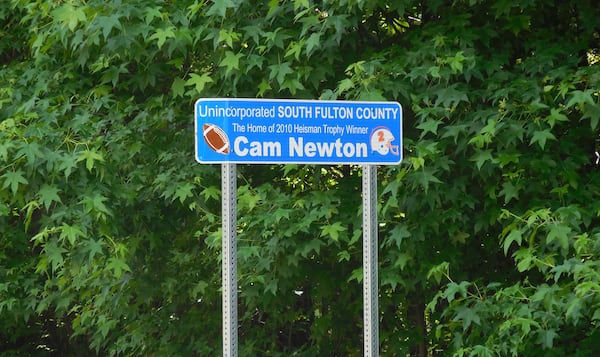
[550,261,573,282]
[294,0,310,10]
[186,73,214,93]
[593,308,600,321]
[394,253,411,270]
[264,278,278,295]
[514,317,540,336]
[281,78,305,95]
[239,186,262,211]
[206,0,236,17]
[469,345,494,357]
[102,63,129,87]
[413,168,443,192]
[546,223,571,251]
[565,296,583,322]
[44,240,67,273]
[336,78,355,94]
[52,3,87,32]
[285,40,304,60]
[441,124,468,143]
[81,193,112,218]
[174,182,195,203]
[499,181,520,204]
[200,186,220,201]
[238,246,260,261]
[58,152,79,179]
[97,14,122,40]
[575,281,599,297]
[245,54,264,72]
[305,33,321,57]
[545,108,568,128]
[453,304,481,329]
[506,15,531,35]
[217,29,241,48]
[38,184,62,209]
[417,119,443,137]
[273,207,292,221]
[77,149,104,172]
[537,328,558,349]
[106,257,131,278]
[494,152,521,168]
[529,129,556,149]
[388,225,411,248]
[268,62,294,85]
[241,25,264,45]
[257,79,272,97]
[347,267,363,283]
[16,142,43,166]
[97,315,117,339]
[219,51,244,76]
[149,27,176,49]
[171,77,186,97]
[358,89,386,101]
[86,239,104,261]
[337,250,350,262]
[427,262,449,284]
[428,65,441,78]
[24,201,42,233]
[59,224,85,246]
[1,170,28,195]
[321,221,345,241]
[513,248,534,272]
[444,281,471,303]
[565,90,595,109]
[447,51,466,73]
[297,238,323,257]
[581,103,600,130]
[0,142,13,162]
[469,149,493,170]
[144,7,163,25]
[190,281,208,299]
[503,229,522,255]
[434,84,469,107]
[0,202,9,217]
[451,231,470,245]
[267,0,279,17]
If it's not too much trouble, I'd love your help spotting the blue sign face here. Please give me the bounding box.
[195,98,402,165]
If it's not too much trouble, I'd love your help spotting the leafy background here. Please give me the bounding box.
[1,0,599,355]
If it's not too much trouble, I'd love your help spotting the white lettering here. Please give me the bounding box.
[356,107,399,119]
[235,136,249,156]
[345,125,369,134]
[234,136,281,157]
[323,124,345,136]
[305,142,316,157]
[278,105,313,119]
[289,137,367,158]
[314,106,353,119]
[198,105,275,120]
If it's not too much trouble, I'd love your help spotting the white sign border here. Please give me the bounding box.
[194,98,402,165]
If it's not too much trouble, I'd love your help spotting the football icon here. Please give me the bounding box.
[203,123,230,154]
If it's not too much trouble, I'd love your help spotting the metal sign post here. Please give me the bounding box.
[222,163,237,356]
[362,165,378,357]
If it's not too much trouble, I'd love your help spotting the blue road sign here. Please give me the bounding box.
[195,98,402,165]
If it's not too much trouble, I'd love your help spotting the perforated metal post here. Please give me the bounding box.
[222,163,238,357]
[362,165,379,357]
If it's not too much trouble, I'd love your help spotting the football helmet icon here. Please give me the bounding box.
[370,126,399,156]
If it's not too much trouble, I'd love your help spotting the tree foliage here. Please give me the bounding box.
[1,0,599,355]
